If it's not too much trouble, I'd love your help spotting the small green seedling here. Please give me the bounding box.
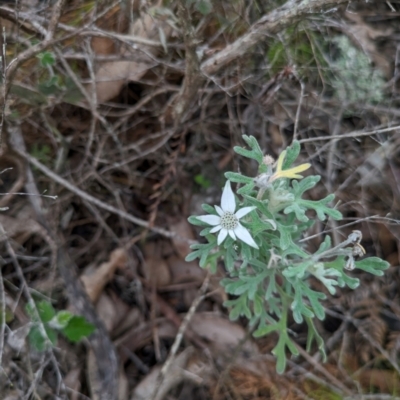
[26,300,95,351]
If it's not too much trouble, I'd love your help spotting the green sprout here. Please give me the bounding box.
[26,300,95,351]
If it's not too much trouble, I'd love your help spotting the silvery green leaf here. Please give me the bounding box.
[300,282,326,320]
[272,332,299,374]
[224,171,253,184]
[253,322,279,338]
[315,236,332,254]
[201,203,217,214]
[355,257,390,276]
[253,294,263,317]
[283,261,312,279]
[234,135,264,164]
[283,140,301,169]
[305,317,326,361]
[224,295,251,320]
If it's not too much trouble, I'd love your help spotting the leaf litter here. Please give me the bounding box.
[1,1,400,399]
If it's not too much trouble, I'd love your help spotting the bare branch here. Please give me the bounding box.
[10,132,186,241]
[172,0,203,123]
[8,123,120,400]
[201,0,356,76]
[150,273,210,400]
[46,0,66,40]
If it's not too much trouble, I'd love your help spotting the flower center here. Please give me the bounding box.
[220,211,238,230]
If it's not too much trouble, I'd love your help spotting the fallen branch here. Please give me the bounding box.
[201,0,357,76]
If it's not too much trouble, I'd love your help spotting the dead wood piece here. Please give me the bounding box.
[200,0,359,76]
[0,151,25,209]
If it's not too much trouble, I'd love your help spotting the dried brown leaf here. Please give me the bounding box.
[81,248,128,303]
[189,313,258,357]
[93,12,172,102]
[167,217,195,258]
[131,347,201,400]
[112,307,143,338]
[357,369,400,393]
[94,60,156,102]
[167,256,206,284]
[63,368,82,400]
[143,256,171,287]
[96,293,120,332]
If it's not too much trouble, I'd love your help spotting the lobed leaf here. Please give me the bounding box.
[325,257,360,289]
[234,135,264,164]
[301,282,326,320]
[225,172,255,195]
[61,316,95,342]
[29,325,57,351]
[282,140,301,169]
[224,295,251,320]
[305,317,327,361]
[283,261,312,279]
[315,235,332,254]
[253,322,279,338]
[50,310,73,329]
[33,301,56,323]
[272,332,299,374]
[355,257,390,276]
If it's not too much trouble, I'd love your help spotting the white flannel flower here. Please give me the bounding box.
[196,181,259,249]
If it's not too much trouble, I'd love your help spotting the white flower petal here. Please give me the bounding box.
[235,206,256,219]
[228,229,236,240]
[234,223,259,249]
[196,215,221,226]
[210,225,222,233]
[218,228,228,245]
[215,205,224,216]
[221,181,236,213]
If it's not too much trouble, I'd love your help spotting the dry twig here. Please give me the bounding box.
[8,124,120,400]
[149,272,210,400]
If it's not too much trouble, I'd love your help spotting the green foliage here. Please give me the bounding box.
[195,0,212,15]
[38,76,62,96]
[187,135,390,373]
[30,144,52,166]
[11,52,84,108]
[330,36,385,104]
[28,324,58,352]
[266,28,325,80]
[284,177,342,222]
[194,174,211,189]
[61,316,96,342]
[37,51,56,68]
[26,300,95,351]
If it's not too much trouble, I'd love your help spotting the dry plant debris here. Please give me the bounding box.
[0,0,400,399]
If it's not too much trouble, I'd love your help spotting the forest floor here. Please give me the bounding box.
[1,0,400,399]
